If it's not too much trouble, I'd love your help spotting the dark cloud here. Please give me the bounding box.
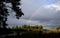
[7,0,60,29]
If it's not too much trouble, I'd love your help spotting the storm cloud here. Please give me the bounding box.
[7,0,60,29]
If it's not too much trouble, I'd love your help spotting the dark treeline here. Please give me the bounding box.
[0,25,60,38]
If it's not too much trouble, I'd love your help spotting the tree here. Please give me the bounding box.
[39,25,43,32]
[56,27,60,30]
[0,0,24,29]
[15,25,19,30]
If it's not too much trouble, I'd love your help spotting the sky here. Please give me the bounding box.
[6,0,60,29]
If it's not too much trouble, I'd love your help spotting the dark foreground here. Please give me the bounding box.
[0,28,60,38]
[0,32,60,38]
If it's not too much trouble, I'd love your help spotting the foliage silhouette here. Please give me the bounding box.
[0,0,24,29]
[0,0,24,37]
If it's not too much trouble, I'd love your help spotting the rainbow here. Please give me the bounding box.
[26,6,42,25]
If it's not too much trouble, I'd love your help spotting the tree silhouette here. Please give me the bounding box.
[0,0,24,29]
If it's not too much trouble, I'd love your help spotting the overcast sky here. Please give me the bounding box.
[6,0,60,29]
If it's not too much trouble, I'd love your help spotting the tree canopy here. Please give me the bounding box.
[0,0,24,28]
